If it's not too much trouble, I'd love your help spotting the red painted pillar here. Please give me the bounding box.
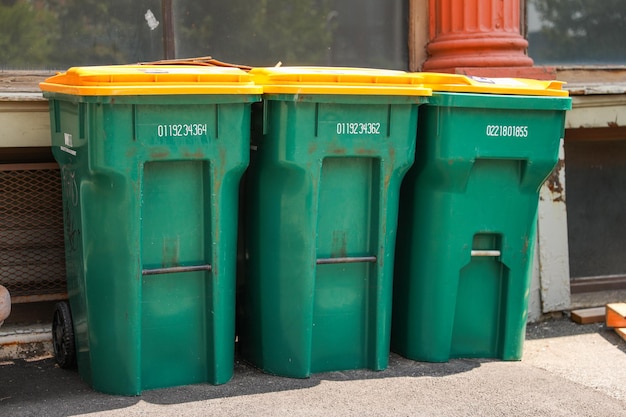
[424,0,553,78]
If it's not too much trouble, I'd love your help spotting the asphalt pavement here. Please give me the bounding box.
[2,315,626,417]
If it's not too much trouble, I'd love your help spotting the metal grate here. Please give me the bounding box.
[0,163,67,300]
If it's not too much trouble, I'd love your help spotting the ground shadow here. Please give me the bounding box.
[6,315,625,415]
[1,357,139,416]
[143,352,483,406]
[12,316,619,415]
[1,349,482,416]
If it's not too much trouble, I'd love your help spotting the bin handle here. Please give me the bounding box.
[142,264,212,276]
[316,256,377,265]
[471,250,501,257]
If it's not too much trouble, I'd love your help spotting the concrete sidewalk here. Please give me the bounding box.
[2,316,626,417]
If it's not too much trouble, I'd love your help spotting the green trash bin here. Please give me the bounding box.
[40,65,261,395]
[238,67,431,378]
[391,74,572,362]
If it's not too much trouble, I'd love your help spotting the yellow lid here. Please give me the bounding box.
[39,65,262,96]
[249,66,432,96]
[419,73,569,97]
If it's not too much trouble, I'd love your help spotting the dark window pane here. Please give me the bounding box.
[1,0,164,69]
[528,0,626,65]
[565,139,626,278]
[173,0,409,70]
[1,0,408,70]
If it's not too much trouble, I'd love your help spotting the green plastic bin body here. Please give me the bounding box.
[392,92,571,362]
[239,93,426,377]
[45,91,258,395]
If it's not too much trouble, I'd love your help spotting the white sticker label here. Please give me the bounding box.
[486,125,528,138]
[60,146,76,156]
[64,133,73,147]
[470,76,528,86]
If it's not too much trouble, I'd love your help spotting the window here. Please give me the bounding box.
[527,0,626,65]
[0,0,409,70]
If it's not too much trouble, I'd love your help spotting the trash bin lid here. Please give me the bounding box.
[249,67,432,96]
[419,73,569,97]
[39,65,263,96]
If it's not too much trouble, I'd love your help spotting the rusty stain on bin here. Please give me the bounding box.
[522,235,530,256]
[183,150,205,159]
[151,151,170,159]
[162,236,180,268]
[331,230,348,258]
[329,147,347,155]
[355,148,377,156]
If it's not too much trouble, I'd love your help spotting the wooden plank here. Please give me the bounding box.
[606,303,626,328]
[615,328,626,343]
[571,307,607,324]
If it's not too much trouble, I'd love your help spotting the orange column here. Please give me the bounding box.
[424,0,553,78]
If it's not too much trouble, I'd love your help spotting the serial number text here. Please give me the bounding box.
[336,122,381,135]
[157,123,208,138]
[486,125,528,138]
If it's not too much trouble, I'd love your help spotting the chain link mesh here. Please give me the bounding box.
[0,165,67,297]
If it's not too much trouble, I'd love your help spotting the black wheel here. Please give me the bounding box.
[52,301,76,369]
